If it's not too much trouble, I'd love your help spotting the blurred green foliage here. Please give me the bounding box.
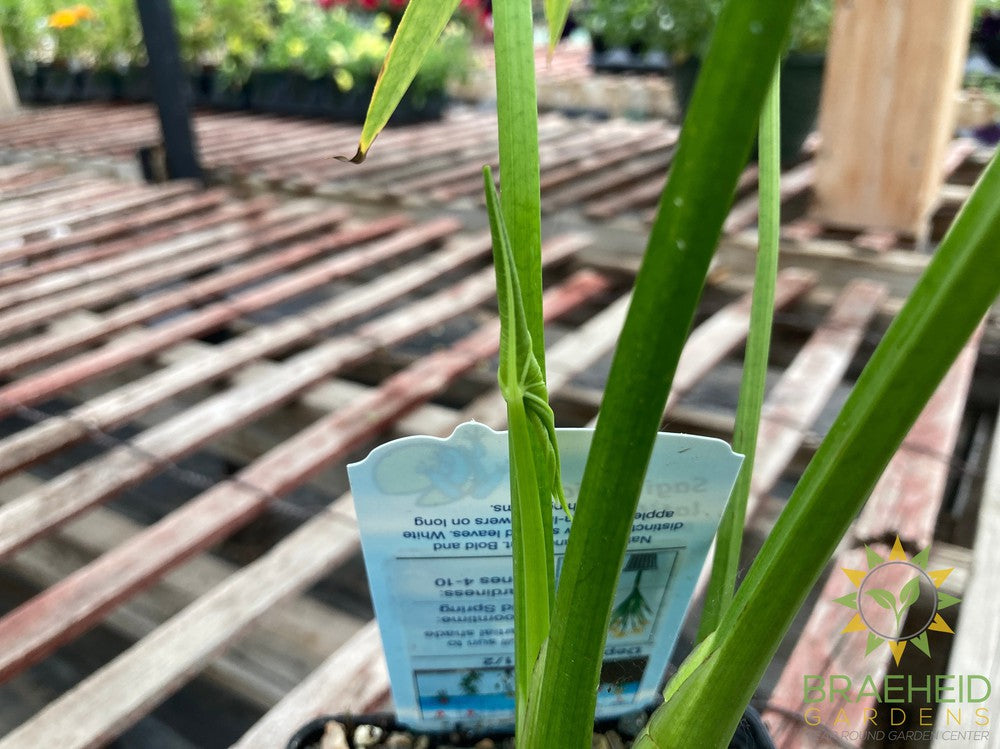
[0,0,471,89]
[580,0,832,60]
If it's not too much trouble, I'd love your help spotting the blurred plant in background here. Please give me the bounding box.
[581,0,831,62]
[0,0,472,108]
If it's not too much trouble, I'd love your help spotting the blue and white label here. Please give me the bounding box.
[348,421,742,732]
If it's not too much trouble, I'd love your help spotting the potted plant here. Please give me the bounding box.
[33,3,103,103]
[582,0,714,74]
[284,709,774,748]
[670,0,831,162]
[973,0,1000,68]
[248,1,466,121]
[175,0,270,109]
[302,0,999,747]
[79,0,144,101]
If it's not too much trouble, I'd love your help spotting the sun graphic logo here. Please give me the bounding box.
[835,537,960,666]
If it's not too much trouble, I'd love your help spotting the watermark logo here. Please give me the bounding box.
[835,537,960,665]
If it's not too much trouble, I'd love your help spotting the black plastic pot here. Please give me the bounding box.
[975,11,1000,68]
[79,68,122,101]
[199,69,251,111]
[247,70,304,115]
[590,47,670,75]
[35,64,83,103]
[672,53,825,163]
[119,65,152,102]
[245,69,445,124]
[10,65,36,103]
[287,707,775,748]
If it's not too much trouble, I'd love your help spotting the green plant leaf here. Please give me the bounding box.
[523,0,800,745]
[865,588,897,611]
[635,145,1000,749]
[492,0,546,375]
[698,61,781,643]
[898,576,921,610]
[482,166,568,735]
[339,0,460,163]
[543,0,573,53]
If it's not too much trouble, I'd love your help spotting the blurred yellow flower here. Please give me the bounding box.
[352,33,389,60]
[48,4,95,28]
[373,13,392,34]
[286,37,307,58]
[227,34,246,56]
[276,0,294,13]
[334,68,354,92]
[48,9,80,28]
[327,42,348,67]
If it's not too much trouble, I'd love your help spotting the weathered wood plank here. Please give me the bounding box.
[0,216,418,407]
[748,280,889,517]
[932,408,1000,748]
[854,327,984,547]
[813,0,973,236]
[6,488,363,710]
[0,497,365,749]
[585,268,819,428]
[232,623,389,749]
[0,190,240,289]
[0,182,193,253]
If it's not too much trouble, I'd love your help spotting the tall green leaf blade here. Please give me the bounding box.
[697,63,782,642]
[488,6,555,733]
[492,0,546,377]
[483,167,564,734]
[339,0,460,163]
[543,0,573,53]
[636,149,1000,749]
[524,0,799,745]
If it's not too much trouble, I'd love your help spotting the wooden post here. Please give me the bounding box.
[134,0,202,181]
[812,0,973,240]
[0,34,21,114]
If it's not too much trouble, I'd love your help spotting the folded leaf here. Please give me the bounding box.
[339,0,461,163]
[543,0,573,55]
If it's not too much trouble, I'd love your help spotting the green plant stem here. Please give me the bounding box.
[482,167,561,740]
[636,150,1000,749]
[697,62,782,643]
[505,397,550,732]
[490,3,556,736]
[522,1,798,746]
[491,0,545,377]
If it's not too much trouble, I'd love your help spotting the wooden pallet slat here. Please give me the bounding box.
[584,268,819,429]
[854,326,984,548]
[233,623,389,749]
[748,279,889,516]
[0,203,344,336]
[933,403,1000,748]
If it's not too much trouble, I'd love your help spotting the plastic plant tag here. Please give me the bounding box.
[348,421,743,732]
